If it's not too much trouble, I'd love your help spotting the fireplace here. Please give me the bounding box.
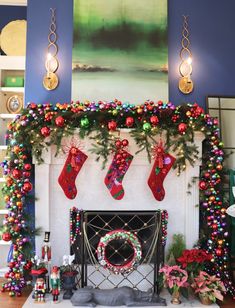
[34,132,204,286]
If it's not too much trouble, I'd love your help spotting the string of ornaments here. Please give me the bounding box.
[70,207,81,246]
[0,100,234,297]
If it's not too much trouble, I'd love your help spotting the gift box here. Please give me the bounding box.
[4,76,24,87]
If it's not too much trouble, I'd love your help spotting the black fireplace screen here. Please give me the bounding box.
[71,210,166,294]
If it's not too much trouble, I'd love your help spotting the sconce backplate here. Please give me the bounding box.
[43,72,59,91]
[179,77,194,94]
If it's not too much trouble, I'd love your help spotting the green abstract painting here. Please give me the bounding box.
[73,0,168,103]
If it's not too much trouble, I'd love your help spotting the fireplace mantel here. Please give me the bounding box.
[34,132,204,265]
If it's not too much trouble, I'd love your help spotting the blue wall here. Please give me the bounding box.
[25,0,235,108]
[0,5,26,30]
[25,0,73,104]
[168,0,235,107]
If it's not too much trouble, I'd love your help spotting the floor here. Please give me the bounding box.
[0,278,234,308]
[0,278,32,308]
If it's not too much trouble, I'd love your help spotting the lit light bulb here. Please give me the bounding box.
[47,52,52,62]
[187,56,192,65]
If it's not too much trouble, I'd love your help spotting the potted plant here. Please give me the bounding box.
[30,256,48,298]
[60,255,78,299]
[191,271,226,305]
[177,249,212,277]
[159,264,188,304]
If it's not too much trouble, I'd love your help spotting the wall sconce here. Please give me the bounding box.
[178,15,193,94]
[43,8,59,91]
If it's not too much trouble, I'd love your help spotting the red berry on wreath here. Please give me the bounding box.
[150,115,159,126]
[125,117,134,127]
[2,232,12,242]
[12,169,22,179]
[178,123,187,134]
[122,139,129,147]
[55,116,65,127]
[108,120,117,131]
[40,126,50,137]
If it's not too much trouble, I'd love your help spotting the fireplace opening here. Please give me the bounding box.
[71,210,167,293]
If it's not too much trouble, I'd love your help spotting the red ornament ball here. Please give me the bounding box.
[215,248,222,256]
[122,139,129,147]
[40,126,50,137]
[55,116,65,127]
[108,120,117,131]
[115,140,122,148]
[150,115,159,126]
[24,163,32,171]
[125,117,134,127]
[199,181,207,190]
[22,182,33,192]
[12,169,22,179]
[178,123,187,134]
[2,232,12,242]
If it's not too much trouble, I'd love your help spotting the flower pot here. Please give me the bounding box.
[62,271,77,299]
[171,289,181,305]
[199,293,213,305]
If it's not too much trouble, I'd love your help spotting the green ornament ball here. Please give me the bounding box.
[80,117,89,128]
[143,122,151,132]
[112,110,118,116]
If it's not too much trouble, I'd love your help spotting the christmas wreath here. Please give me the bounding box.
[97,229,142,275]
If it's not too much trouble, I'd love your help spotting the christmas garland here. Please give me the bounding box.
[97,229,142,275]
[0,100,234,296]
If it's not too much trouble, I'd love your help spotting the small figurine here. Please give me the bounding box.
[50,266,60,303]
[34,277,46,303]
[42,231,51,262]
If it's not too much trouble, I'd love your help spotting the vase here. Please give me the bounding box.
[171,289,181,305]
[62,272,77,299]
[199,293,213,305]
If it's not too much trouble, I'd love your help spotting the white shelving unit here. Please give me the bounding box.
[0,0,27,6]
[0,0,27,274]
[0,87,24,93]
[0,267,8,278]
[0,240,11,246]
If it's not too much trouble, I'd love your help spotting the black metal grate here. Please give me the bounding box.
[72,211,165,294]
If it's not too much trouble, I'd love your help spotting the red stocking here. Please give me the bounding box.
[148,142,175,201]
[104,139,133,200]
[58,147,87,199]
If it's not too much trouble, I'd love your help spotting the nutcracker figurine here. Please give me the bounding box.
[34,277,46,302]
[42,231,51,262]
[50,266,60,303]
